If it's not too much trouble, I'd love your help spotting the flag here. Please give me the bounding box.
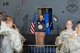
[30,13,36,34]
[48,9,54,30]
[44,11,50,35]
[30,22,35,34]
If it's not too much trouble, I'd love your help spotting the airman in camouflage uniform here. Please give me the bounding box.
[60,21,80,53]
[55,20,74,53]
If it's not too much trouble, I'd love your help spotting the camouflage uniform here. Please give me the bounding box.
[0,31,13,53]
[55,29,74,53]
[1,21,23,53]
[60,32,80,53]
[60,29,74,42]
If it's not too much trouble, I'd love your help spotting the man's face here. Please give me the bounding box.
[75,27,78,33]
[66,21,73,29]
[39,15,43,20]
[6,17,13,27]
[75,25,80,33]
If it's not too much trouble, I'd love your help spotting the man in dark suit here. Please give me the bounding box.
[35,15,45,47]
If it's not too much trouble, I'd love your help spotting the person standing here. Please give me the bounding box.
[4,16,26,53]
[60,21,80,53]
[55,20,74,53]
[35,15,45,47]
[5,16,26,44]
[1,16,24,53]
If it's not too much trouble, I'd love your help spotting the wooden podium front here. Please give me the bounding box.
[35,32,45,47]
[35,22,46,47]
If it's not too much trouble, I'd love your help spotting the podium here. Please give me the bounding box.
[34,8,53,47]
[35,22,46,47]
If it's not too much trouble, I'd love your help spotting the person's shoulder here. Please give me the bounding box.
[60,30,67,36]
[56,36,61,39]
[60,30,66,33]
